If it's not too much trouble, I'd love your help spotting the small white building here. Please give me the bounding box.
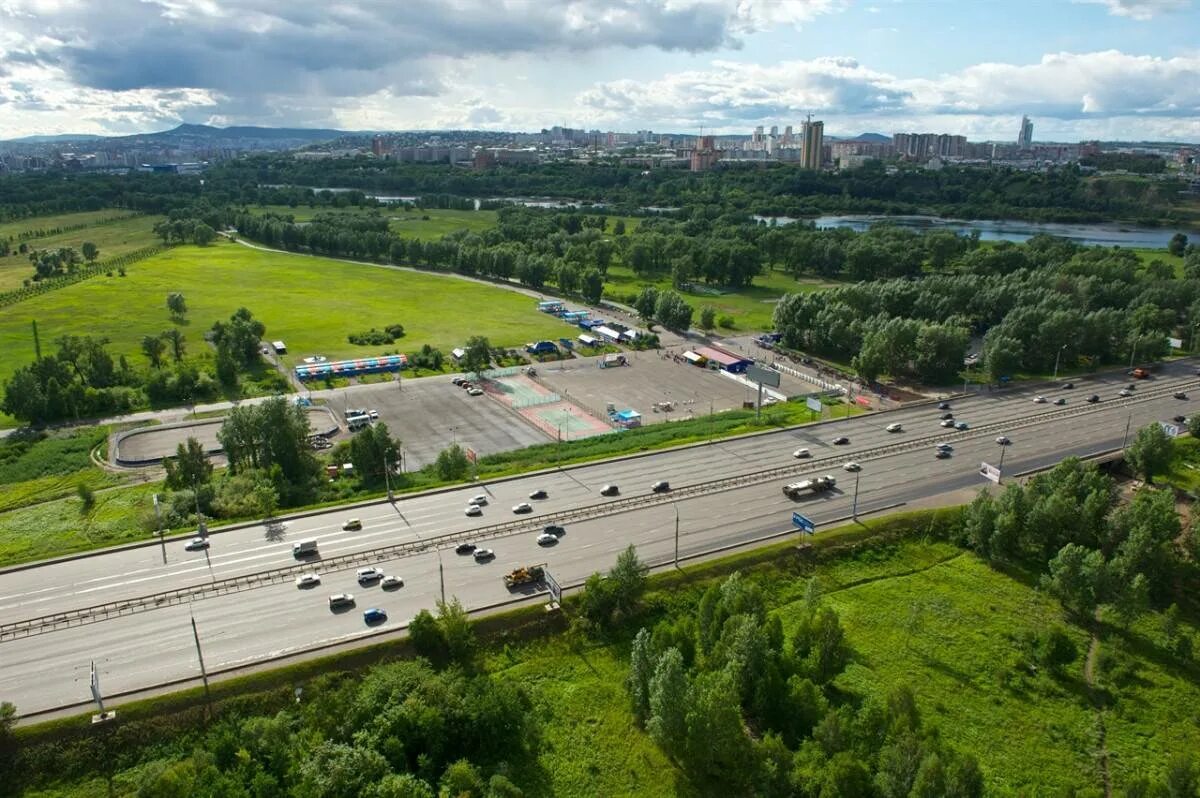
[271,340,287,354]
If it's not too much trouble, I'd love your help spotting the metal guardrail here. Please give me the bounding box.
[3,378,1193,642]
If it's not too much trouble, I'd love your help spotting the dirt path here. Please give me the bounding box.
[1084,613,1113,798]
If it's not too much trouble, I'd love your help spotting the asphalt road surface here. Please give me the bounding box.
[2,361,1197,716]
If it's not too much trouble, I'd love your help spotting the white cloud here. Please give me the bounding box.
[1075,0,1191,20]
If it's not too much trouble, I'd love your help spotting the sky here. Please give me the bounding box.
[0,0,1198,142]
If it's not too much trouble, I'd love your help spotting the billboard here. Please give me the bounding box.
[792,511,816,534]
[544,568,563,604]
[746,364,782,388]
[979,462,1001,484]
[805,396,823,414]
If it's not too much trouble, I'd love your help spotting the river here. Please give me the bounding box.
[751,214,1199,249]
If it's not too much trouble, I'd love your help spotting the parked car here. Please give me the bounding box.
[455,542,477,555]
[451,377,464,386]
[543,524,565,537]
[473,548,495,561]
[995,435,1011,445]
[885,422,903,433]
[465,504,483,517]
[295,573,321,588]
[343,518,362,531]
[1173,415,1188,424]
[536,532,559,546]
[651,480,671,493]
[843,462,861,472]
[380,575,404,590]
[529,489,548,500]
[512,502,533,514]
[468,387,484,396]
[1033,395,1047,404]
[600,484,620,496]
[832,436,850,445]
[184,537,209,551]
[792,448,811,459]
[363,608,387,624]
[328,593,355,609]
[356,567,385,584]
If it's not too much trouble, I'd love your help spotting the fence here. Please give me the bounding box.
[480,366,522,379]
[513,393,561,409]
[767,360,846,394]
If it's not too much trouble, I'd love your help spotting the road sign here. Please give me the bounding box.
[979,462,1001,484]
[746,363,782,388]
[792,511,815,534]
[1169,337,1183,350]
[1159,421,1182,438]
[806,396,823,414]
[465,446,478,464]
[544,567,562,604]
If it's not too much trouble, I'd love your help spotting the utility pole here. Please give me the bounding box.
[153,493,166,565]
[997,442,1007,483]
[383,450,393,502]
[1129,331,1140,370]
[1053,344,1067,381]
[191,614,212,719]
[1122,413,1133,448]
[673,504,680,569]
[192,477,206,537]
[437,550,446,604]
[852,468,862,520]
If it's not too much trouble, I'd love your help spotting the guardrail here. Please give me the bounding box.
[3,378,1193,642]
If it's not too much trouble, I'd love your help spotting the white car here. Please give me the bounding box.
[512,502,533,514]
[536,532,559,546]
[995,435,1011,445]
[793,448,811,459]
[885,422,903,433]
[464,504,483,517]
[368,409,379,420]
[380,575,404,589]
[328,593,355,608]
[1033,395,1047,404]
[473,548,495,561]
[295,573,321,588]
[940,419,956,428]
[184,537,209,551]
[470,494,489,506]
[467,387,484,396]
[356,567,385,584]
[843,462,861,472]
[1118,389,1132,397]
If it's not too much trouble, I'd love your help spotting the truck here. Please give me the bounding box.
[525,340,558,355]
[782,475,837,499]
[503,564,545,589]
[292,539,319,558]
[1132,367,1150,379]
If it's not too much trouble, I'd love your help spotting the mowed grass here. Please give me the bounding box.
[246,204,500,240]
[795,543,1101,795]
[0,240,570,415]
[0,209,135,239]
[0,214,162,292]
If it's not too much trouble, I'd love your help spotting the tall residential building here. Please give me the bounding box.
[1017,116,1033,149]
[801,117,824,170]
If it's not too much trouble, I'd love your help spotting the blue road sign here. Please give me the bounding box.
[792,511,816,534]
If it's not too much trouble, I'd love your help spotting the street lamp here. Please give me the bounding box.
[997,439,1008,483]
[673,503,680,569]
[1053,344,1068,382]
[851,467,862,520]
[383,451,394,501]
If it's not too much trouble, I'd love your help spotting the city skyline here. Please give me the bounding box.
[0,1,1198,142]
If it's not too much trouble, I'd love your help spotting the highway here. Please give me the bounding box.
[1,361,1197,716]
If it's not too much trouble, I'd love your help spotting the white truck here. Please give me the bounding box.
[292,539,319,558]
[783,475,837,498]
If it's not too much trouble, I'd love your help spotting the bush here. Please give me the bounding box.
[348,324,405,346]
[75,481,95,512]
[718,315,736,329]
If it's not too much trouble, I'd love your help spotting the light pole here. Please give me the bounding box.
[557,423,563,466]
[851,467,862,520]
[449,426,457,446]
[1053,344,1067,382]
[997,440,1008,483]
[1129,330,1140,370]
[153,493,166,565]
[1122,413,1133,448]
[437,549,446,604]
[673,503,680,569]
[383,450,394,501]
[191,614,212,719]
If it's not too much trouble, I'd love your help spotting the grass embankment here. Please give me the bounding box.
[0,213,161,292]
[1164,435,1200,493]
[0,426,125,514]
[15,508,1199,795]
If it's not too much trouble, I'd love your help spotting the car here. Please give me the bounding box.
[473,548,495,561]
[936,443,953,452]
[832,436,850,445]
[1174,415,1188,424]
[940,412,954,420]
[793,448,811,459]
[935,449,951,459]
[651,480,671,493]
[1118,389,1132,397]
[470,494,489,506]
[467,387,484,396]
[1033,395,1047,404]
[885,422,903,433]
[295,573,321,588]
[1053,398,1066,406]
[543,524,565,537]
[536,532,559,546]
[356,567,385,584]
[380,575,404,590]
[995,435,1011,445]
[464,504,483,517]
[328,593,355,609]
[455,542,477,555]
[955,421,969,431]
[363,608,388,624]
[512,502,533,514]
[368,409,379,420]
[1087,394,1100,404]
[1175,392,1188,400]
[937,402,951,410]
[184,537,209,551]
[342,518,362,531]
[451,377,464,386]
[529,489,548,500]
[460,381,473,390]
[940,419,956,428]
[1062,383,1074,389]
[843,461,861,472]
[600,484,620,496]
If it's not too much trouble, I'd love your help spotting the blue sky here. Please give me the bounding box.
[0,0,1197,141]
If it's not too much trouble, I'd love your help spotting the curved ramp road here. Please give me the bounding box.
[0,362,1196,716]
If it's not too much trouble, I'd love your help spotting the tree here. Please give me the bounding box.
[683,670,754,785]
[613,219,626,235]
[349,422,401,487]
[210,307,266,368]
[627,627,655,726]
[647,647,687,757]
[191,222,217,246]
[167,292,188,319]
[141,334,166,368]
[1168,233,1189,257]
[609,544,648,617]
[634,286,660,321]
[699,305,717,330]
[164,437,213,491]
[460,336,492,376]
[81,241,99,262]
[1126,422,1174,484]
[436,597,477,668]
[581,268,604,304]
[295,741,389,798]
[654,290,693,331]
[1037,626,1078,675]
[162,328,186,362]
[982,334,1022,383]
[439,759,484,798]
[435,443,471,481]
[1042,543,1108,615]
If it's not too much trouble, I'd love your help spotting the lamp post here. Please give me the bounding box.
[851,467,862,520]
[437,549,446,605]
[1053,344,1067,382]
[1129,330,1140,370]
[153,493,166,565]
[383,450,394,502]
[997,439,1008,483]
[673,503,680,569]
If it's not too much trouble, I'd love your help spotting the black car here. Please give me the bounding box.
[1173,415,1187,424]
[455,542,477,555]
[1174,392,1188,400]
[937,402,951,410]
[543,524,565,537]
[1062,383,1074,389]
[935,449,951,459]
[528,489,548,500]
[1087,395,1100,404]
[832,436,850,445]
[940,412,954,420]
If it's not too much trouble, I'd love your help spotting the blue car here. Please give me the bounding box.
[363,608,387,624]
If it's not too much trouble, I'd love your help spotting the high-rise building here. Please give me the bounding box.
[801,117,824,170]
[1017,116,1033,149]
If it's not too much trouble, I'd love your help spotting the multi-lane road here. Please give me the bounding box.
[2,361,1198,717]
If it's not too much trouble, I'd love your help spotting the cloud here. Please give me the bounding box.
[1075,0,1191,20]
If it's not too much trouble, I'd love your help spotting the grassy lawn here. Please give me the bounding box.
[0,426,127,513]
[1165,436,1200,493]
[0,214,162,292]
[246,205,500,240]
[0,209,136,239]
[0,240,571,419]
[1130,247,1185,275]
[604,265,835,332]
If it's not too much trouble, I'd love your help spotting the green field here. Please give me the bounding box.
[247,205,500,240]
[0,240,571,419]
[0,209,136,240]
[0,214,162,292]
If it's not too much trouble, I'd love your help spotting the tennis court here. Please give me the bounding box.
[486,373,612,440]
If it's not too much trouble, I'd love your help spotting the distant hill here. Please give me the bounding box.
[2,123,359,147]
[851,133,891,143]
[7,133,107,144]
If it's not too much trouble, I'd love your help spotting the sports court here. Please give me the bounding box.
[484,370,613,440]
